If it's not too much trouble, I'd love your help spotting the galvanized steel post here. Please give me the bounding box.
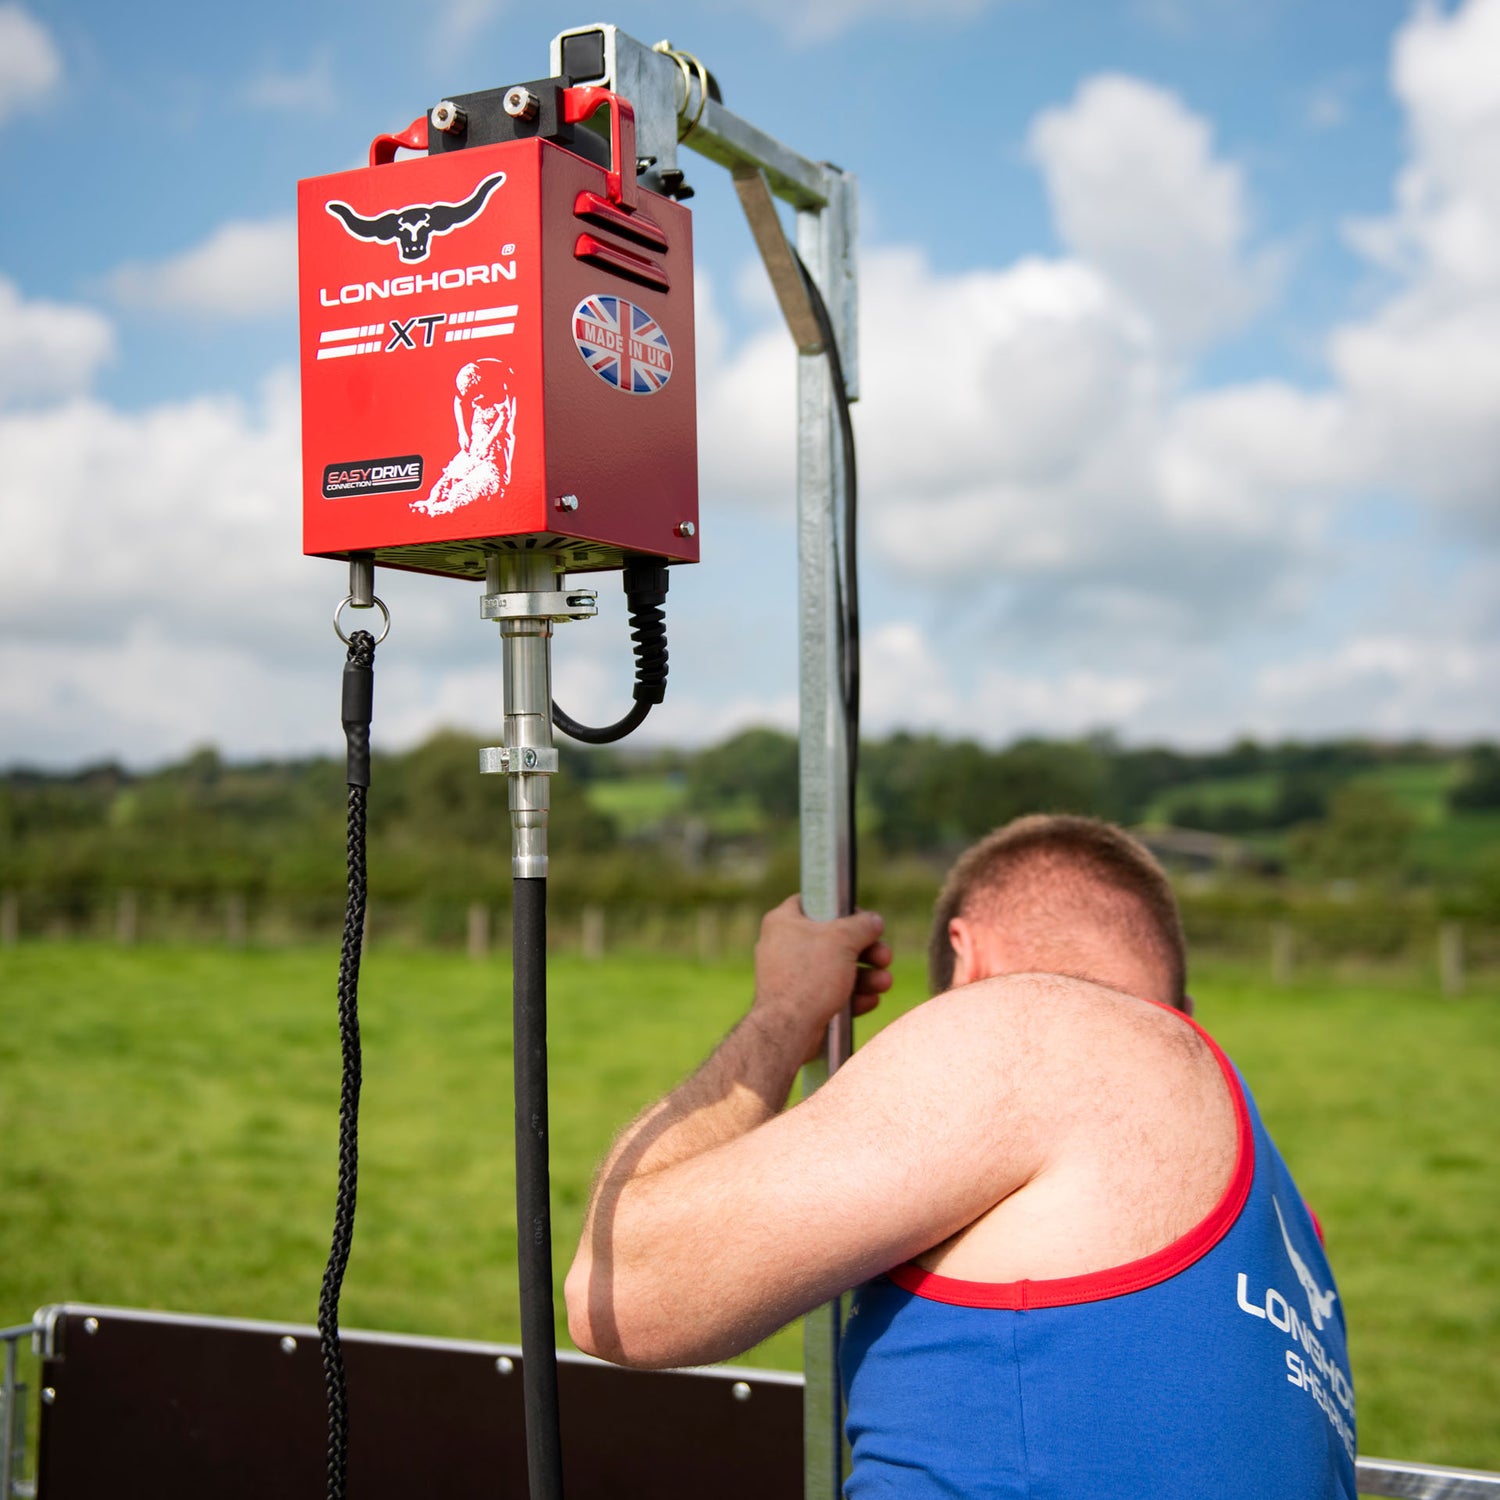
[796,165,859,1500]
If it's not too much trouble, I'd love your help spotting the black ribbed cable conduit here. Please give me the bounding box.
[513,875,565,1500]
[319,627,376,1500]
[552,559,670,744]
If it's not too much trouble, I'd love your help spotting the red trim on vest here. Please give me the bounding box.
[887,1005,1255,1310]
[1306,1202,1326,1247]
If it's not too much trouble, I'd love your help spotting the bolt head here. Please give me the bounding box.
[280,1335,298,1355]
[503,86,541,121]
[84,1317,99,1335]
[523,749,538,769]
[554,494,580,513]
[496,1356,515,1375]
[732,1381,752,1402]
[430,100,466,134]
[42,1387,56,1405]
[675,521,696,539]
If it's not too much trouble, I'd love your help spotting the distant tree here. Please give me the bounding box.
[1269,772,1328,828]
[1449,745,1500,811]
[1287,785,1417,882]
[687,728,799,824]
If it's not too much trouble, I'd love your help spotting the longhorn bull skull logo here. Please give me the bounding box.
[324,173,507,264]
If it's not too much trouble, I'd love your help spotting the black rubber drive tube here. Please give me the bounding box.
[513,875,565,1500]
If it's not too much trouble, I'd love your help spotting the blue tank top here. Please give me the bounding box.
[841,1010,1356,1499]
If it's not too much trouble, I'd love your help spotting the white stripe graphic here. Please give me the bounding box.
[447,305,519,325]
[445,323,515,342]
[316,340,384,360]
[319,324,385,342]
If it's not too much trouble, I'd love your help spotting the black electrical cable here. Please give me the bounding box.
[793,250,861,900]
[552,559,670,744]
[319,627,376,1500]
[513,876,566,1500]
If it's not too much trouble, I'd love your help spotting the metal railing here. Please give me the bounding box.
[1,1322,36,1500]
[4,1305,1499,1499]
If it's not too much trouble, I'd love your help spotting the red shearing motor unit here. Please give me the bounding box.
[298,79,699,579]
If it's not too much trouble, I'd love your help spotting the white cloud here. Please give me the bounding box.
[244,56,336,114]
[1329,0,1500,537]
[0,276,114,407]
[0,4,60,126]
[110,218,297,320]
[1028,74,1274,351]
[1253,633,1500,741]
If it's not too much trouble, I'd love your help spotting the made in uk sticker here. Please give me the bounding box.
[572,295,673,395]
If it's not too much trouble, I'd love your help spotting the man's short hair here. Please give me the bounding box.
[927,814,1187,1006]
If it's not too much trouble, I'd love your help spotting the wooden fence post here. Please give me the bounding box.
[467,902,491,960]
[1439,922,1465,998]
[582,905,606,962]
[225,893,248,947]
[696,906,719,964]
[116,889,139,946]
[1270,921,1294,986]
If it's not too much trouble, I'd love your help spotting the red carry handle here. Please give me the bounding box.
[369,115,430,167]
[562,86,638,211]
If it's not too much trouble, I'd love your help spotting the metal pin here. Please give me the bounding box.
[732,1381,752,1402]
[348,554,375,609]
[83,1317,99,1335]
[496,1356,515,1375]
[41,1388,56,1405]
[280,1336,298,1355]
[503,87,541,121]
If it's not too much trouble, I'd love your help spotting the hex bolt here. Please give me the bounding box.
[41,1388,56,1405]
[431,100,467,134]
[496,1356,515,1375]
[280,1336,298,1355]
[675,521,696,539]
[503,87,541,122]
[555,494,580,513]
[732,1381,752,1402]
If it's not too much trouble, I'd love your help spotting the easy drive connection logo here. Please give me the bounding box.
[323,456,425,499]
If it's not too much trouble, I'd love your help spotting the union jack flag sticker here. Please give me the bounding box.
[572,294,674,395]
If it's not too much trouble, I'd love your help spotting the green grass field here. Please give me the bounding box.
[1,942,1496,1470]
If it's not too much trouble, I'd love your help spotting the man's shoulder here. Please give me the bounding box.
[869,972,1212,1071]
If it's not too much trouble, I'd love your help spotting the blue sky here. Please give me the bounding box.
[2,0,1498,767]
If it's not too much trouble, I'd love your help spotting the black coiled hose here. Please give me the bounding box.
[552,559,669,744]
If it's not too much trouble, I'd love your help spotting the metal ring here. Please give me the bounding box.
[333,594,391,646]
[653,42,710,142]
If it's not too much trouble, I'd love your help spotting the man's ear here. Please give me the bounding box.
[948,916,980,989]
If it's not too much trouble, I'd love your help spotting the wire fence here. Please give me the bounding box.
[2,888,1497,992]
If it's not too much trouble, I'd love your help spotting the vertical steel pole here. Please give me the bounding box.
[796,165,858,1500]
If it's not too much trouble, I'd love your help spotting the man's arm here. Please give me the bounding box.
[564,903,1066,1370]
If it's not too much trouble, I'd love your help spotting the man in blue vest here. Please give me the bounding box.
[566,814,1356,1498]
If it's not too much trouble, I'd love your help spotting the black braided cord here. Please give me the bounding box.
[319,627,375,1500]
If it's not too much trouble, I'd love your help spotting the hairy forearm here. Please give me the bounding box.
[565,900,889,1367]
[565,1002,810,1365]
[594,1004,805,1189]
